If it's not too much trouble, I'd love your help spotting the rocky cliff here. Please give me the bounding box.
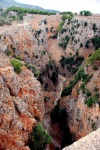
[60,54,100,139]
[0,52,44,150]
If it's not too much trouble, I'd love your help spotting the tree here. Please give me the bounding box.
[80,10,92,16]
[28,123,52,150]
[80,11,83,16]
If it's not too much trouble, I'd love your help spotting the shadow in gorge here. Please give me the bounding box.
[50,101,75,149]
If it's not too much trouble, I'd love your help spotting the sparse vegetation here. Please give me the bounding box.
[59,35,70,50]
[87,49,100,64]
[0,16,13,26]
[15,55,22,60]
[5,49,12,56]
[85,91,99,107]
[57,13,73,33]
[60,55,84,74]
[26,64,40,78]
[61,66,92,97]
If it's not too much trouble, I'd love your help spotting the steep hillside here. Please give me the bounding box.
[60,50,100,139]
[0,10,100,150]
[0,52,45,149]
[0,0,59,12]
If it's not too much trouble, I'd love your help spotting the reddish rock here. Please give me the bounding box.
[0,52,44,150]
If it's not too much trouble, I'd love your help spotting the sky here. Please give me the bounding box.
[15,0,100,13]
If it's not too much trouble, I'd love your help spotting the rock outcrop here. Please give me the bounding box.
[0,52,44,150]
[61,60,100,141]
[63,128,100,150]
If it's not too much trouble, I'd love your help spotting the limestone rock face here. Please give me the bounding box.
[0,52,44,150]
[63,128,100,150]
[61,61,100,140]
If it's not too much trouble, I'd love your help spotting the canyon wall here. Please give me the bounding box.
[0,52,44,150]
[0,12,100,150]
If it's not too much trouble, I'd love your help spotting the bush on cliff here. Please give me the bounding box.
[87,49,100,64]
[11,59,22,73]
[28,123,52,150]
[91,36,100,50]
[85,97,95,107]
[26,64,40,78]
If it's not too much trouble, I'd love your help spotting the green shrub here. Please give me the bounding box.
[80,10,92,16]
[46,27,48,32]
[5,50,12,56]
[60,28,67,34]
[79,83,85,90]
[87,49,100,64]
[83,88,91,97]
[77,23,80,28]
[44,20,47,24]
[84,22,88,26]
[94,86,99,92]
[85,40,90,49]
[92,122,95,131]
[11,59,22,73]
[93,65,98,70]
[91,36,100,49]
[57,21,65,33]
[26,64,40,78]
[60,55,84,74]
[57,14,73,33]
[94,92,99,100]
[92,23,98,32]
[28,123,52,150]
[85,97,95,107]
[61,85,72,97]
[59,35,70,50]
[15,55,22,60]
[80,43,83,47]
[61,66,92,97]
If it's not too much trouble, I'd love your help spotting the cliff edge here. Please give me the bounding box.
[63,128,100,150]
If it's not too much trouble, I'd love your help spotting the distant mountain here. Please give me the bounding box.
[0,0,59,13]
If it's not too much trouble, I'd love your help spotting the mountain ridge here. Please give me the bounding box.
[0,0,59,13]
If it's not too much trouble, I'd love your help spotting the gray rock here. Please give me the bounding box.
[63,128,100,150]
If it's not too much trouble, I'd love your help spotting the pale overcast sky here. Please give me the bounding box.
[15,0,100,13]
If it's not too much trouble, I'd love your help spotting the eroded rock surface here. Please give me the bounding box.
[0,52,44,150]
